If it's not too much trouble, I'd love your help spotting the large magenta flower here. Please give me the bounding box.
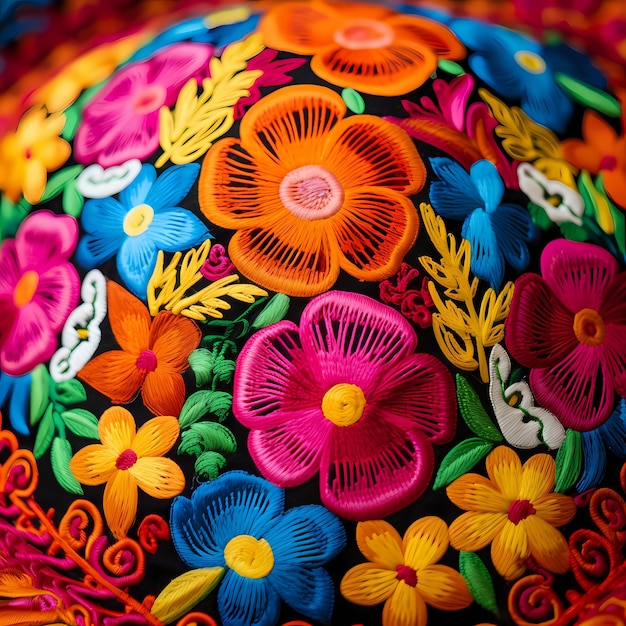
[233,291,457,520]
[74,43,212,167]
[0,211,80,376]
[505,240,626,431]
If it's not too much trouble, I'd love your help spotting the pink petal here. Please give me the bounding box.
[34,262,80,331]
[0,240,22,295]
[601,273,626,396]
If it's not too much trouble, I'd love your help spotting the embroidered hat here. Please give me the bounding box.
[1,1,626,625]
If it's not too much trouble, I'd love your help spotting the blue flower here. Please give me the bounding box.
[170,471,346,626]
[429,157,536,289]
[577,399,626,492]
[448,19,606,133]
[76,163,210,300]
[0,371,31,435]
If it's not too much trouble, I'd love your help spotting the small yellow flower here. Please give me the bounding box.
[0,106,70,204]
[70,406,185,539]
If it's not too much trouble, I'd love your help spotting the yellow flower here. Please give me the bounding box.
[447,446,576,581]
[340,517,472,626]
[70,406,184,539]
[0,107,70,204]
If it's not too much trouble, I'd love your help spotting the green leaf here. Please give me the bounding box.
[560,220,590,242]
[554,72,621,118]
[459,552,500,616]
[188,348,217,387]
[33,404,56,458]
[39,165,83,204]
[194,451,227,480]
[54,379,87,406]
[610,202,626,258]
[555,428,583,493]
[433,438,494,490]
[0,195,30,239]
[151,567,224,623]
[50,437,83,495]
[29,364,50,425]
[528,202,555,231]
[456,374,502,442]
[62,179,85,217]
[341,88,366,114]
[61,104,80,141]
[213,359,236,386]
[178,390,232,429]
[178,422,237,456]
[437,59,465,75]
[251,293,290,329]
[60,408,100,439]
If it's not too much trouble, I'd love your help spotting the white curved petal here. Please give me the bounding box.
[77,160,142,198]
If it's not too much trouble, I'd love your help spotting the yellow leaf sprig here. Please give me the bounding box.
[418,203,514,383]
[156,34,265,167]
[147,239,267,320]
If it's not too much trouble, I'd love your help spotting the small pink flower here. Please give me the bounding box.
[0,211,80,375]
[233,291,457,520]
[75,43,213,167]
[200,244,235,281]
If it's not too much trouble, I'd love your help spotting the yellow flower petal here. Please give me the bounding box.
[132,415,180,458]
[417,564,472,611]
[403,516,448,571]
[382,579,427,626]
[534,493,577,527]
[99,406,136,453]
[449,511,507,552]
[131,457,185,499]
[519,453,556,501]
[340,563,398,606]
[491,520,529,581]
[525,515,571,574]
[446,473,511,513]
[485,446,522,501]
[356,520,404,568]
[23,159,47,205]
[103,469,138,539]
[69,444,117,486]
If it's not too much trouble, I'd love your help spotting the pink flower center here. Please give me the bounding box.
[573,308,606,346]
[334,19,395,49]
[13,270,39,308]
[133,84,167,114]
[136,349,158,372]
[600,155,618,171]
[508,499,536,524]
[279,165,344,220]
[395,564,418,587]
[115,448,138,470]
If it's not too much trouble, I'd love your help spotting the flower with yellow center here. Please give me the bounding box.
[70,406,185,539]
[0,107,70,204]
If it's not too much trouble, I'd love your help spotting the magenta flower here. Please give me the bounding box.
[233,291,457,520]
[74,43,213,167]
[0,211,80,376]
[505,240,626,431]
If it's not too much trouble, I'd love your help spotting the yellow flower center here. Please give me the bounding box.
[76,328,89,340]
[280,165,344,220]
[573,308,606,346]
[321,383,366,427]
[13,270,39,308]
[224,535,274,579]
[123,204,154,236]
[514,50,547,74]
[334,19,395,50]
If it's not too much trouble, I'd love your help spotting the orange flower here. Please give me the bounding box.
[199,85,425,296]
[78,281,201,416]
[70,406,184,539]
[260,1,464,96]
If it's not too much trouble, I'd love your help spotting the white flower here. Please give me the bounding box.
[517,162,584,226]
[489,344,565,450]
[76,159,142,199]
[49,270,107,382]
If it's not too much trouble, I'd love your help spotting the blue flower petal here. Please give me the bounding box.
[521,76,573,133]
[76,232,124,269]
[120,164,157,209]
[542,43,606,89]
[468,50,524,98]
[491,202,535,272]
[148,209,211,252]
[469,160,504,213]
[462,209,504,289]
[429,157,482,219]
[599,399,626,458]
[9,373,31,435]
[577,429,607,492]
[145,163,200,212]
[80,196,127,235]
[0,372,13,407]
[117,235,159,299]
[218,570,281,626]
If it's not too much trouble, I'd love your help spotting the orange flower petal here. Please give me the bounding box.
[141,369,187,417]
[98,406,137,452]
[356,520,404,568]
[382,580,428,626]
[340,562,398,606]
[149,312,201,372]
[131,457,185,499]
[491,521,528,581]
[403,516,449,571]
[525,515,571,574]
[448,511,507,552]
[23,159,48,205]
[69,444,117,486]
[106,281,151,354]
[534,493,577,527]
[446,473,510,513]
[78,350,145,405]
[519,453,556,501]
[388,16,465,60]
[103,469,138,539]
[604,166,626,208]
[332,188,418,281]
[133,415,180,458]
[485,446,522,501]
[417,564,472,610]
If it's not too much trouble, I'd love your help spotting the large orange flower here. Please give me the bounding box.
[78,281,201,416]
[199,85,425,296]
[260,1,465,96]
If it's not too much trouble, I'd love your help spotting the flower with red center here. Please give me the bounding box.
[259,1,464,96]
[505,239,626,431]
[69,406,184,539]
[341,517,472,625]
[0,211,80,376]
[74,43,212,167]
[77,280,201,416]
[447,446,576,581]
[233,290,457,520]
[199,85,426,297]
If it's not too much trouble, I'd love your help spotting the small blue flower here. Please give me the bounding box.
[578,399,626,492]
[448,19,606,133]
[0,371,31,435]
[429,157,536,289]
[76,163,210,300]
[170,471,346,626]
